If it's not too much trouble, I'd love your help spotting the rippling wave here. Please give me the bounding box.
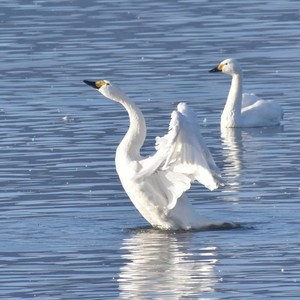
[1,0,300,298]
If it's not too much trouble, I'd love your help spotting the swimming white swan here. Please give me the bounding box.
[209,58,283,128]
[83,79,224,230]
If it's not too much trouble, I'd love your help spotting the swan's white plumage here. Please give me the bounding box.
[242,92,260,107]
[209,58,283,128]
[83,80,224,230]
[150,102,223,210]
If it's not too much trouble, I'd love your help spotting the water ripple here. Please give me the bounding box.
[1,0,300,298]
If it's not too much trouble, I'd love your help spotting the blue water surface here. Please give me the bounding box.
[1,0,300,299]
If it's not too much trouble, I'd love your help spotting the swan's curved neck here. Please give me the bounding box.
[116,96,146,161]
[221,73,243,128]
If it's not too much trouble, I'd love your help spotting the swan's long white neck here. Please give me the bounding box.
[115,95,146,163]
[221,73,243,128]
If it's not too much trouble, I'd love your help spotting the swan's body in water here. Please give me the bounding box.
[83,80,224,230]
[209,58,283,128]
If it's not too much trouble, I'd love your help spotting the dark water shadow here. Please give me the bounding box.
[125,222,250,234]
[242,124,284,136]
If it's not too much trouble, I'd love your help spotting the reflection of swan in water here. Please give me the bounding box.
[221,126,284,200]
[118,230,218,299]
[221,127,244,193]
[209,58,283,128]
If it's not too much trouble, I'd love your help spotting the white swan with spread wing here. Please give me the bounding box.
[83,80,224,230]
[209,58,283,128]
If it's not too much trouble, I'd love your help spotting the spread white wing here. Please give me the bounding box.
[136,102,224,210]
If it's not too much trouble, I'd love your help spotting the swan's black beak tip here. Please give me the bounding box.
[209,66,221,73]
[83,80,97,89]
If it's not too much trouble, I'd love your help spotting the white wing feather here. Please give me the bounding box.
[137,102,224,210]
[242,92,260,108]
[241,93,283,126]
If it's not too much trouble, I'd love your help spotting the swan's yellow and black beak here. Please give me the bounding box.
[209,64,223,73]
[83,80,107,90]
[83,80,98,89]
